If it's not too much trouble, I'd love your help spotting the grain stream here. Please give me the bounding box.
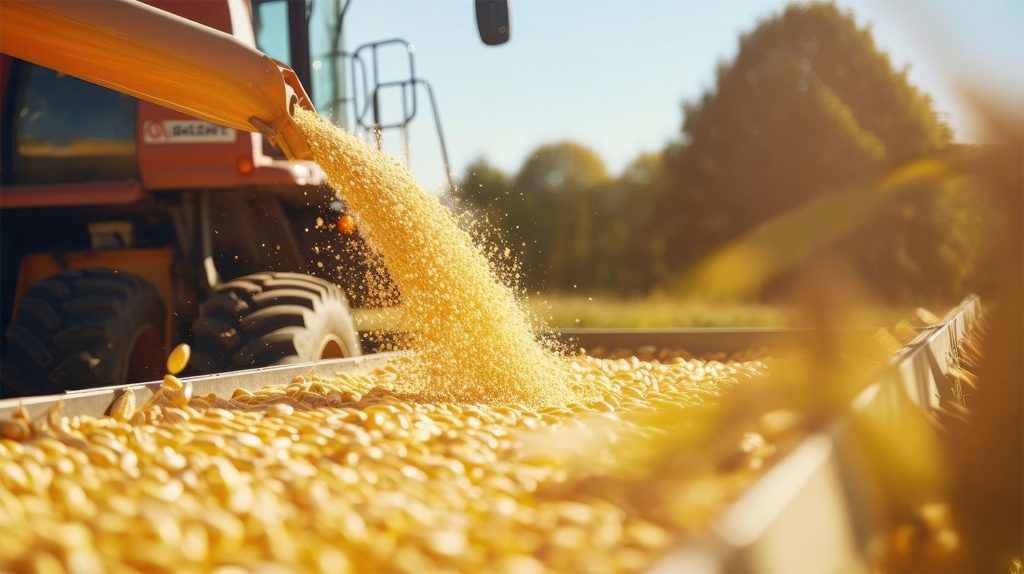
[295,109,570,407]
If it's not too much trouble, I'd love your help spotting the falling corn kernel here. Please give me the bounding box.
[294,109,572,408]
[166,343,191,375]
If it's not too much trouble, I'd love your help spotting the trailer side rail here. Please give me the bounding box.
[651,295,982,573]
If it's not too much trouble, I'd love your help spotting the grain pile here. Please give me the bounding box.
[0,351,770,573]
[294,109,570,407]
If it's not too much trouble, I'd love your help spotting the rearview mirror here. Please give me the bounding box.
[475,0,510,46]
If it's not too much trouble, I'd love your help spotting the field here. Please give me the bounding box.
[529,294,918,329]
[529,295,788,328]
[353,294,912,331]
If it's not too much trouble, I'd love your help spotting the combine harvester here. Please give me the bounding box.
[0,1,987,572]
[1,0,495,395]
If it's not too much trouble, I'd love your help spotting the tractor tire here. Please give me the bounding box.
[1,268,166,398]
[0,362,29,399]
[190,272,361,374]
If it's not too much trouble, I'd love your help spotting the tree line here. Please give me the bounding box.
[453,3,1002,304]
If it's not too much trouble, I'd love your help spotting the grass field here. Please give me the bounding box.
[354,294,912,331]
[527,295,790,328]
[529,294,914,328]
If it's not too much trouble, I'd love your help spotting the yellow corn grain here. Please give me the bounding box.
[0,420,29,441]
[109,389,136,423]
[166,343,192,376]
[170,381,194,408]
[162,375,184,392]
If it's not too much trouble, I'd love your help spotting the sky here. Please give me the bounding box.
[336,0,1024,193]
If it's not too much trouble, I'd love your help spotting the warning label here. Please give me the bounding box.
[143,120,236,144]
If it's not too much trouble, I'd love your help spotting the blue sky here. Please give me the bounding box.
[337,0,1023,192]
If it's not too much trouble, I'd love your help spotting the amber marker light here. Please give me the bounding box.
[236,157,255,175]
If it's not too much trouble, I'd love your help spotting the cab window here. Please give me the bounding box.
[253,0,293,67]
[11,63,137,184]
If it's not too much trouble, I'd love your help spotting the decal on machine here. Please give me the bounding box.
[143,120,236,143]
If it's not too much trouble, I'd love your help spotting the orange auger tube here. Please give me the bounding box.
[0,0,314,160]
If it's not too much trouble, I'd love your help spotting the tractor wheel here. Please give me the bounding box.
[1,269,166,398]
[0,363,29,399]
[190,272,361,373]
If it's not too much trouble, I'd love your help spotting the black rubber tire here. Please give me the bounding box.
[0,363,29,400]
[190,272,361,373]
[1,268,166,398]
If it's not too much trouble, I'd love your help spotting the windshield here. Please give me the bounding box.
[253,1,291,66]
[253,0,346,128]
[309,0,346,127]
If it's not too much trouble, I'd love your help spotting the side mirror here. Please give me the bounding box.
[475,0,511,46]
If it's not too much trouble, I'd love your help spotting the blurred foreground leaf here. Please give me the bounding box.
[673,157,960,300]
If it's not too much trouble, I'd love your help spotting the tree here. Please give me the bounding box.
[452,158,530,291]
[659,3,960,302]
[502,142,610,289]
[458,146,673,294]
[590,152,670,293]
[514,141,609,196]
[455,157,510,213]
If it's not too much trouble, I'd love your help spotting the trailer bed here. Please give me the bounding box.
[0,297,981,573]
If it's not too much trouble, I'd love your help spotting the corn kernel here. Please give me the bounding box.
[166,343,192,376]
[109,389,136,422]
[162,375,184,393]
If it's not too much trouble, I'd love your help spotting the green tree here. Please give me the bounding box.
[453,158,528,290]
[508,142,609,289]
[514,141,609,195]
[590,152,670,293]
[456,157,510,212]
[459,147,673,294]
[660,3,960,301]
